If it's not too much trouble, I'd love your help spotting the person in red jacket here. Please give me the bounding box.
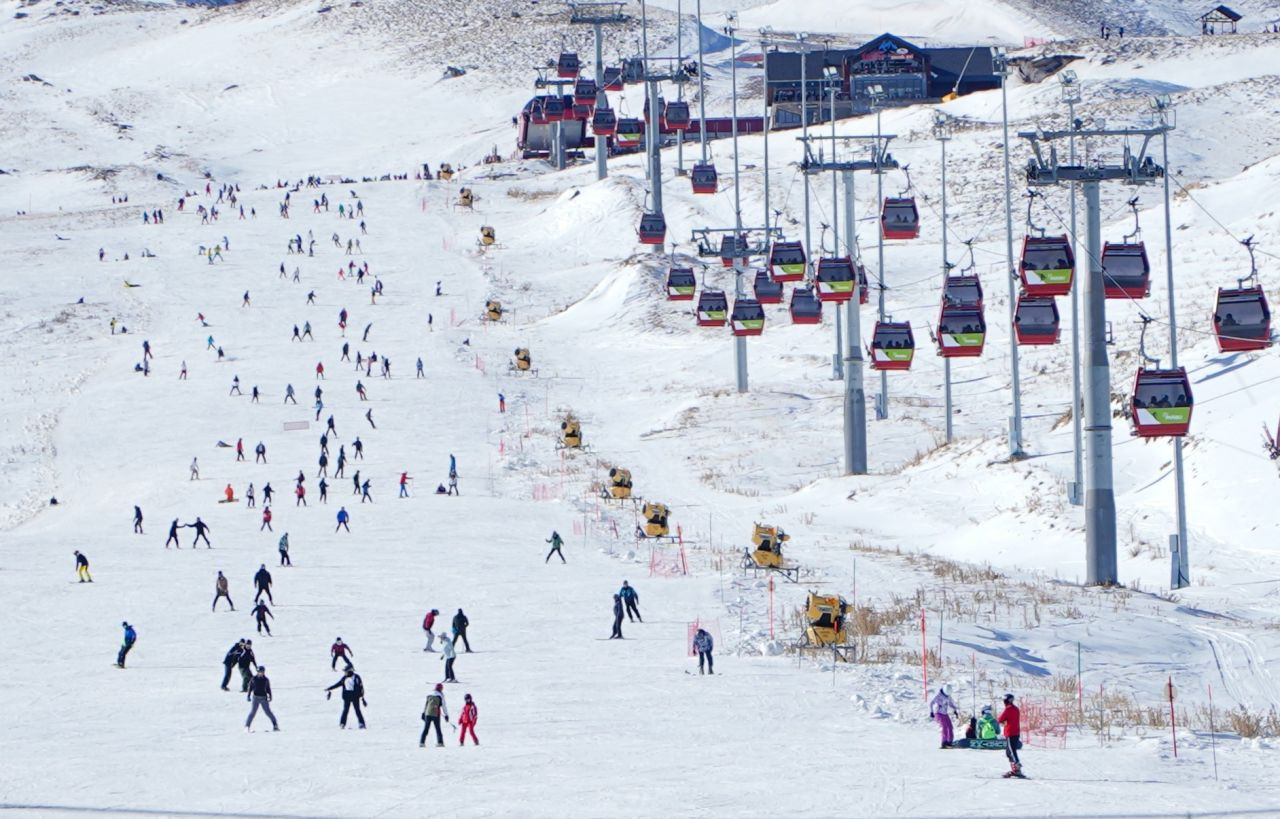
[331,637,353,670]
[261,506,273,532]
[422,608,439,652]
[998,693,1025,778]
[458,693,478,746]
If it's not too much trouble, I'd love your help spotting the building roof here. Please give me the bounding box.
[1200,5,1243,22]
[927,46,996,78]
[765,50,847,84]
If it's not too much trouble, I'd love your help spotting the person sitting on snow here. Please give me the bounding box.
[978,705,1000,740]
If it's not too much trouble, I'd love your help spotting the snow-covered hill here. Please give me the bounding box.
[3,0,1280,815]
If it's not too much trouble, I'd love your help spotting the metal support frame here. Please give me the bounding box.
[568,3,629,181]
[1060,70,1084,506]
[1021,123,1167,587]
[996,51,1025,457]
[532,72,577,171]
[934,112,954,443]
[799,132,897,475]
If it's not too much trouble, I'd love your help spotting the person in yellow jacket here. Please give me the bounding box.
[74,550,93,583]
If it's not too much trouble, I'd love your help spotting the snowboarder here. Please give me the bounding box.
[331,638,353,670]
[422,608,439,652]
[116,621,137,668]
[609,594,624,639]
[619,580,641,622]
[213,571,234,611]
[451,609,471,652]
[244,666,280,732]
[335,506,351,533]
[133,505,144,534]
[420,683,449,747]
[221,639,245,690]
[254,564,274,604]
[278,533,291,566]
[999,694,1025,778]
[190,517,211,547]
[324,667,368,731]
[545,530,565,563]
[74,550,93,583]
[693,628,714,675]
[440,634,458,682]
[931,687,960,749]
[458,693,478,746]
[252,600,274,635]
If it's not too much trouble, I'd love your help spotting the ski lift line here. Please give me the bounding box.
[1171,174,1280,264]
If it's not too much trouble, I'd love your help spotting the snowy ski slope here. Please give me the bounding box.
[3,1,1280,816]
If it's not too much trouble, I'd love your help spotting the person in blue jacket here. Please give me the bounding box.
[693,628,714,675]
[619,580,642,622]
[335,506,351,533]
[116,622,137,668]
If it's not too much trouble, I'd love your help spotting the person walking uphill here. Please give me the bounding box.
[693,627,714,675]
[244,666,280,732]
[619,580,641,622]
[609,594,624,639]
[931,687,960,749]
[325,666,367,729]
[999,693,1026,778]
[116,621,137,668]
[458,693,479,746]
[420,683,449,747]
[451,609,471,652]
[545,530,565,563]
[74,550,93,583]
[213,571,235,611]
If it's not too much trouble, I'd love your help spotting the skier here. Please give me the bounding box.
[254,564,274,604]
[246,483,256,508]
[365,408,375,429]
[244,666,280,732]
[296,483,307,507]
[931,687,960,749]
[325,666,367,729]
[261,506,273,532]
[213,571,234,611]
[237,639,258,691]
[693,628,714,674]
[422,608,440,652]
[420,683,449,748]
[318,478,328,504]
[331,638,353,670]
[278,533,291,566]
[255,442,267,463]
[165,518,183,548]
[498,393,505,413]
[458,694,479,746]
[609,594,624,639]
[262,483,274,504]
[451,609,471,652]
[360,479,372,503]
[352,437,364,459]
[230,375,242,395]
[116,621,137,668]
[133,505,144,534]
[251,386,259,403]
[440,633,458,682]
[292,325,302,342]
[179,361,187,380]
[316,361,325,379]
[284,384,297,404]
[545,530,565,564]
[252,600,274,635]
[302,321,313,341]
[397,472,411,498]
[74,550,93,583]
[362,322,372,342]
[221,639,245,690]
[236,438,245,462]
[619,580,641,622]
[190,457,200,481]
[335,506,351,533]
[416,357,424,378]
[999,693,1025,778]
[190,517,211,547]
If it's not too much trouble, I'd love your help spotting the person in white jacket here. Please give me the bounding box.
[420,683,449,747]
[440,635,458,682]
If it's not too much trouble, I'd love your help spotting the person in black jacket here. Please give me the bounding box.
[252,601,274,635]
[237,640,257,691]
[609,594,624,639]
[451,609,471,652]
[244,666,279,731]
[324,666,367,729]
[133,505,144,534]
[253,564,274,604]
[221,639,245,690]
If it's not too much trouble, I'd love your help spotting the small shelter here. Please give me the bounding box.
[1200,5,1242,34]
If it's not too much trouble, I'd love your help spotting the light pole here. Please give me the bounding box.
[727,13,747,393]
[1153,94,1189,589]
[1061,69,1084,505]
[997,49,1025,457]
[798,33,812,274]
[934,111,954,443]
[871,91,889,420]
[827,66,843,380]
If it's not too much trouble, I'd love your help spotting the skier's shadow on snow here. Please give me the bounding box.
[949,627,1050,678]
